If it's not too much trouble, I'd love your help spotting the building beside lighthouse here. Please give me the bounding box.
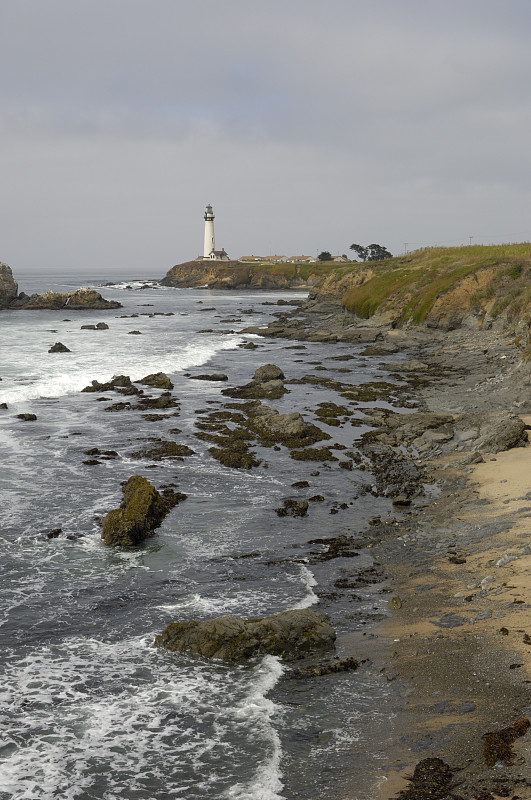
[202,204,230,261]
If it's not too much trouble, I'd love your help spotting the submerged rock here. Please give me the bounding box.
[275,499,309,517]
[130,440,195,460]
[154,608,336,661]
[101,475,186,547]
[190,373,228,382]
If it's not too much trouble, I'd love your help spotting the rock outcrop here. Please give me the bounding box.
[221,363,288,400]
[160,261,322,290]
[154,608,336,661]
[0,263,18,308]
[9,287,121,310]
[101,475,186,547]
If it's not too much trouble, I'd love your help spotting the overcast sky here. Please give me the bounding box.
[1,0,531,276]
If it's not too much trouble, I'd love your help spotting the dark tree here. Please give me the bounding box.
[349,244,368,261]
[317,251,333,261]
[366,244,393,261]
[350,243,392,261]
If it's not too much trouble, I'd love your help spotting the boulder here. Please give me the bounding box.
[249,404,330,447]
[154,608,336,661]
[453,411,528,452]
[101,475,186,547]
[254,364,285,382]
[138,372,174,390]
[0,263,18,308]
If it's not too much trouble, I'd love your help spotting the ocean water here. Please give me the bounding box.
[0,276,407,799]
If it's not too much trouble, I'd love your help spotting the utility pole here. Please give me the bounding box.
[468,235,473,246]
[403,243,408,255]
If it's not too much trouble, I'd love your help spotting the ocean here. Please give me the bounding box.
[0,274,408,799]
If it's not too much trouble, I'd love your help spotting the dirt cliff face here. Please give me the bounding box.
[0,263,18,307]
[160,260,323,290]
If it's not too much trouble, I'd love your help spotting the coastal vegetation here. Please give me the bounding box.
[339,243,531,325]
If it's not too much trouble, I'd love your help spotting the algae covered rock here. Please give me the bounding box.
[222,363,288,400]
[138,372,174,390]
[154,608,336,661]
[253,364,285,382]
[101,474,186,547]
[11,287,121,310]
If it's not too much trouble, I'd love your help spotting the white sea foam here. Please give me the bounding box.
[0,636,269,799]
[224,655,285,800]
[291,565,319,609]
[0,334,243,405]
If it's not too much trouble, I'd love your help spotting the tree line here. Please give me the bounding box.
[318,243,393,262]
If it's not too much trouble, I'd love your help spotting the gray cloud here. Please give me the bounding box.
[1,0,531,273]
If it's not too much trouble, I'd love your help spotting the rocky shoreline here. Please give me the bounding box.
[247,297,531,798]
[0,262,121,310]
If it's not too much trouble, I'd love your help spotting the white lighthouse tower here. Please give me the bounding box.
[203,204,215,259]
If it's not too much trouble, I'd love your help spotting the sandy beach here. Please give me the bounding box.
[365,367,531,797]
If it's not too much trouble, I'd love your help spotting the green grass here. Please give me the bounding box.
[340,243,531,323]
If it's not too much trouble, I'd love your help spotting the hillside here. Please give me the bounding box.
[312,244,531,346]
[160,259,340,290]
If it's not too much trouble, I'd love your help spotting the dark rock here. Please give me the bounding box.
[209,445,260,470]
[46,528,62,539]
[17,413,37,421]
[11,287,121,310]
[130,441,195,460]
[222,364,287,400]
[154,608,336,661]
[82,375,136,393]
[128,330,142,335]
[0,403,8,409]
[308,535,362,562]
[291,656,359,678]
[135,392,179,410]
[292,480,310,488]
[138,372,174,390]
[248,403,330,448]
[290,447,338,462]
[104,402,131,412]
[359,443,422,499]
[254,364,285,382]
[190,373,228,381]
[48,342,71,353]
[101,474,186,547]
[275,499,309,517]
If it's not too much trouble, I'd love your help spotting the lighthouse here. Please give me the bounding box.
[202,204,230,260]
[203,204,215,259]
